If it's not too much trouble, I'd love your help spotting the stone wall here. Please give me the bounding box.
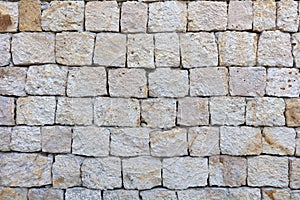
[0,0,300,199]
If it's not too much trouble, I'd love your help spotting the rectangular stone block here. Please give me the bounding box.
[0,34,11,66]
[19,0,41,31]
[0,187,27,200]
[11,126,41,152]
[65,188,101,200]
[262,189,290,200]
[140,189,177,200]
[0,2,18,32]
[28,188,63,200]
[0,127,11,151]
[253,0,276,31]
[228,1,252,30]
[0,96,15,125]
[290,158,300,189]
[0,67,26,96]
[277,0,299,32]
[292,33,300,68]
[177,188,228,200]
[121,2,147,33]
[229,188,261,200]
[286,99,300,127]
[103,190,139,200]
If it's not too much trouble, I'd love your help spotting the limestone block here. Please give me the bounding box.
[28,188,63,200]
[140,189,177,200]
[103,190,139,200]
[121,2,147,33]
[177,188,228,200]
[262,189,291,200]
[228,1,253,30]
[286,99,300,127]
[10,126,41,152]
[0,34,11,66]
[253,0,276,31]
[0,127,11,151]
[0,187,27,200]
[290,158,300,189]
[228,188,261,200]
[0,67,26,96]
[292,33,300,67]
[65,188,101,200]
[19,0,41,31]
[277,0,299,32]
[0,2,18,32]
[0,96,14,125]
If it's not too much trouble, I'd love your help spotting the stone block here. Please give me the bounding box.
[0,67,26,96]
[0,127,11,151]
[0,96,14,125]
[19,0,41,31]
[121,2,147,33]
[286,99,300,127]
[290,158,300,189]
[177,188,228,200]
[103,190,139,200]
[228,1,252,30]
[277,0,299,32]
[140,189,177,200]
[0,2,18,32]
[292,33,300,67]
[11,126,41,152]
[253,0,276,31]
[228,188,261,200]
[0,34,11,66]
[65,188,101,200]
[28,188,63,200]
[0,187,27,200]
[262,189,291,200]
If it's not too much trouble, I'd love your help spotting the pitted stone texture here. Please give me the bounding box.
[229,188,261,200]
[180,33,218,68]
[141,98,176,129]
[220,126,262,156]
[0,187,27,200]
[56,98,93,125]
[67,67,107,97]
[210,97,246,126]
[0,96,14,125]
[262,127,296,155]
[286,99,300,127]
[52,155,83,189]
[229,67,266,97]
[218,31,257,66]
[190,67,228,96]
[0,67,27,96]
[26,65,68,96]
[103,190,140,200]
[94,97,140,127]
[258,31,293,67]
[150,128,187,157]
[42,126,72,153]
[0,34,11,66]
[292,192,300,200]
[110,128,150,157]
[72,127,110,157]
[292,33,300,67]
[12,33,55,65]
[248,156,288,187]
[41,1,83,31]
[266,68,300,97]
[163,157,208,189]
[28,188,63,200]
[228,1,252,30]
[290,158,300,189]
[0,127,11,151]
[209,156,247,187]
[263,189,290,200]
[246,97,285,126]
[19,0,41,32]
[65,188,102,200]
[121,2,147,33]
[109,68,147,98]
[148,1,187,32]
[82,157,122,190]
[188,127,219,157]
[17,96,56,125]
[149,68,188,97]
[123,156,161,190]
[56,32,95,66]
[253,0,276,31]
[154,33,180,67]
[277,0,299,32]
[177,188,228,200]
[188,1,227,31]
[0,153,52,187]
[177,98,209,126]
[11,126,41,152]
[85,1,119,32]
[127,34,155,68]
[0,2,18,32]
[94,33,126,67]
[140,189,177,200]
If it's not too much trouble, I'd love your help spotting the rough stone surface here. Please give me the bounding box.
[177,188,228,200]
[10,126,41,152]
[228,188,261,200]
[228,1,253,30]
[82,157,122,190]
[127,34,155,68]
[67,67,107,97]
[72,126,110,157]
[0,96,14,125]
[229,67,266,97]
[148,1,187,32]
[258,31,293,67]
[140,189,177,200]
[26,64,68,96]
[94,97,140,127]
[262,127,296,155]
[0,67,27,96]
[17,96,56,125]
[141,98,176,128]
[218,31,257,66]
[292,33,300,67]
[110,128,150,156]
[180,33,218,68]
[220,126,262,156]
[42,126,72,153]
[154,33,180,67]
[150,128,187,157]
[248,156,289,187]
[56,98,93,125]
[12,33,55,65]
[246,97,285,126]
[262,189,291,200]
[103,190,140,200]
[65,188,102,200]
[0,34,11,66]
[177,98,209,126]
[188,1,227,31]
[209,156,247,187]
[0,127,11,151]
[0,153,52,187]
[19,0,41,31]
[290,158,300,189]
[123,156,161,190]
[149,68,188,97]
[297,130,300,156]
[121,2,147,33]
[41,1,84,31]
[188,127,219,157]
[85,1,119,32]
[0,2,18,32]
[190,67,228,96]
[292,192,300,200]
[0,187,27,200]
[109,68,147,98]
[277,0,299,32]
[286,99,300,127]
[210,97,246,126]
[163,157,208,189]
[28,188,64,200]
[253,0,276,31]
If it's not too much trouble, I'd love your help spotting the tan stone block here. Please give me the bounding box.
[253,0,276,31]
[0,2,18,32]
[286,99,300,127]
[0,188,27,200]
[262,189,291,200]
[121,2,147,33]
[228,1,252,30]
[229,188,261,200]
[0,67,27,96]
[19,0,41,31]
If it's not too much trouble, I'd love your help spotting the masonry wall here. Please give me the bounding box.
[0,0,300,199]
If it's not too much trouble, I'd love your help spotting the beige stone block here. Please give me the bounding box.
[0,34,11,66]
[253,0,276,31]
[121,2,147,33]
[286,99,300,127]
[0,2,18,32]
[277,0,299,32]
[228,1,252,30]
[0,67,26,96]
[19,0,41,31]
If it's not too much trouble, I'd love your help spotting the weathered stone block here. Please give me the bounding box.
[0,96,14,125]
[228,1,253,30]
[0,67,26,96]
[123,156,161,190]
[19,0,41,31]
[0,127,11,151]
[0,187,27,200]
[277,0,299,32]
[0,34,11,66]
[229,188,261,200]
[65,188,101,200]
[28,188,63,200]
[253,0,276,31]
[121,2,147,33]
[297,130,300,156]
[292,33,300,68]
[0,2,18,32]
[290,158,300,189]
[177,188,228,200]
[11,126,41,152]
[262,189,291,200]
[163,157,208,189]
[103,190,140,200]
[286,99,300,127]
[141,189,177,200]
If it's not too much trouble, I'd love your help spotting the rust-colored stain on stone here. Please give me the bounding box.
[0,12,12,31]
[264,190,276,200]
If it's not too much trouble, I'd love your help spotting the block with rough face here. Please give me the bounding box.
[121,2,147,33]
[28,188,64,200]
[65,188,101,200]
[0,127,11,151]
[0,2,18,32]
[0,67,27,96]
[0,96,15,125]
[228,1,253,30]
[103,190,140,200]
[253,0,276,31]
[286,99,300,127]
[0,34,11,66]
[10,126,41,152]
[277,0,299,32]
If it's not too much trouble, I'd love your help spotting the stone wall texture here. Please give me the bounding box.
[1,0,300,199]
